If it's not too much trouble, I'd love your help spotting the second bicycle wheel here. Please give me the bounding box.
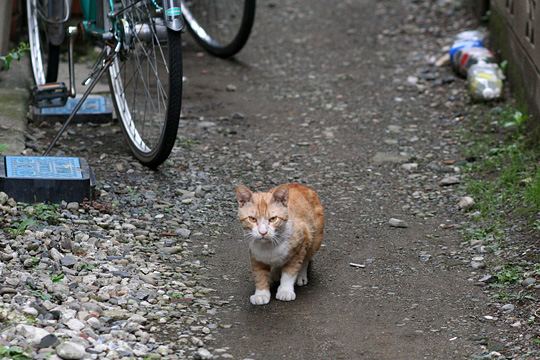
[181,0,256,58]
[108,2,183,168]
[26,0,60,85]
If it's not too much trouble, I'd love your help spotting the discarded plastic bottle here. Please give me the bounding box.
[449,30,486,67]
[467,63,504,100]
[453,46,495,77]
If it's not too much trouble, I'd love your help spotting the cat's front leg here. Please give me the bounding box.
[276,271,297,301]
[250,258,271,305]
[276,246,306,301]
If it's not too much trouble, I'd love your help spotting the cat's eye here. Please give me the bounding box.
[269,217,278,223]
[248,216,257,223]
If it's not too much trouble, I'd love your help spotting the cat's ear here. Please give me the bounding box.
[235,185,253,207]
[272,185,289,207]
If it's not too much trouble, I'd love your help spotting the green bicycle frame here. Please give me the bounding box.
[79,0,183,37]
[80,0,112,35]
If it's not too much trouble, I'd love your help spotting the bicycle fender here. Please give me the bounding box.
[47,0,70,45]
[163,0,184,31]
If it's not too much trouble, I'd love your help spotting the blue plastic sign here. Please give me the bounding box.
[5,156,83,179]
[39,95,112,116]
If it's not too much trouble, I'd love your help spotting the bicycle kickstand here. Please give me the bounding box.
[43,46,116,156]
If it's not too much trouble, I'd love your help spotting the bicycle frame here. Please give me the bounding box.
[45,0,183,42]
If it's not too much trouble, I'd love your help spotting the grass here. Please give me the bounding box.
[494,264,523,284]
[3,203,60,238]
[461,106,540,230]
[462,105,540,309]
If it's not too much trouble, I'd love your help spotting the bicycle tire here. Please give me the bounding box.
[108,21,183,169]
[182,0,256,58]
[26,0,60,85]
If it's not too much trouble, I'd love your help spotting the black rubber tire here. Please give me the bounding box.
[110,29,183,169]
[185,0,256,58]
[26,0,61,85]
[45,43,60,83]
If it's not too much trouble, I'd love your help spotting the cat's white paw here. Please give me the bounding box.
[276,287,296,301]
[250,289,271,305]
[296,273,308,286]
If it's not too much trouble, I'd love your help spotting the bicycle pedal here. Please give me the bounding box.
[32,82,69,108]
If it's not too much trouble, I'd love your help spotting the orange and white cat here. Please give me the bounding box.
[235,183,324,305]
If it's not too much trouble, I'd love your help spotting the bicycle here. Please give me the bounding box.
[26,0,255,168]
[181,0,256,58]
[27,0,184,168]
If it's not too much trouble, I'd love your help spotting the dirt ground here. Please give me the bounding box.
[17,0,534,359]
[179,0,506,359]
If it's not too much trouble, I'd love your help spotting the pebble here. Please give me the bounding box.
[65,318,85,331]
[56,341,86,359]
[60,255,77,268]
[478,274,494,283]
[196,348,213,359]
[0,191,8,205]
[37,334,59,349]
[389,218,408,228]
[501,304,515,313]
[16,324,50,345]
[439,176,460,186]
[176,228,191,238]
[372,152,410,164]
[66,202,79,211]
[522,277,536,287]
[419,253,432,262]
[401,163,418,172]
[458,196,475,209]
[470,261,485,269]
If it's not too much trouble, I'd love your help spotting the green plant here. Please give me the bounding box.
[461,105,540,232]
[169,292,184,299]
[0,42,30,71]
[32,203,60,225]
[77,263,95,271]
[30,290,51,301]
[7,219,36,237]
[524,169,540,210]
[51,273,64,283]
[495,265,523,284]
[0,346,31,360]
[0,143,7,154]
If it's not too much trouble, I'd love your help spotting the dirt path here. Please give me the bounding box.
[179,1,502,359]
[17,0,520,359]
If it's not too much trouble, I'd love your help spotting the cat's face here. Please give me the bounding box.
[235,185,289,242]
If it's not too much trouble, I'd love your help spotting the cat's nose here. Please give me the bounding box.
[259,229,267,236]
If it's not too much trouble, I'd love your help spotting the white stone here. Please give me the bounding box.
[401,163,418,172]
[56,341,86,359]
[458,196,475,209]
[65,318,85,331]
[196,348,213,359]
[389,218,408,228]
[16,324,49,345]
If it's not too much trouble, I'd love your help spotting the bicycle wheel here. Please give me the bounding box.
[182,0,256,58]
[108,2,183,168]
[26,0,60,85]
